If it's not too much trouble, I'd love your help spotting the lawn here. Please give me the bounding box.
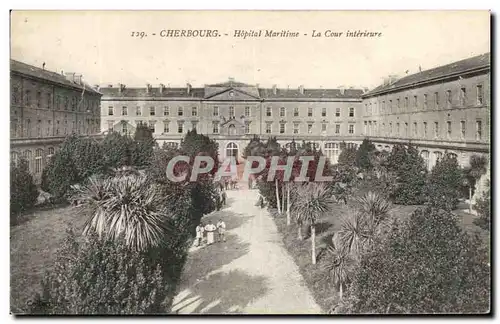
[10,205,87,313]
[271,199,490,313]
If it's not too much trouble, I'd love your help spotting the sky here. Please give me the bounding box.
[10,10,490,90]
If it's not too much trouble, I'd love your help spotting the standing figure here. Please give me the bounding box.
[217,219,226,242]
[248,176,253,189]
[221,190,227,206]
[204,220,217,245]
[195,222,204,247]
[224,179,229,191]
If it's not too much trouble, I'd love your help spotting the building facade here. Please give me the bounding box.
[100,81,365,164]
[10,60,102,181]
[361,53,490,170]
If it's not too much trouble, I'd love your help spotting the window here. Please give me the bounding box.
[388,101,392,113]
[192,107,198,117]
[137,106,142,116]
[321,123,327,133]
[72,97,77,111]
[423,122,428,138]
[413,122,418,137]
[307,123,313,134]
[293,107,299,117]
[213,106,219,116]
[374,121,378,135]
[476,85,484,105]
[335,108,340,117]
[404,122,408,137]
[12,87,19,104]
[177,107,182,116]
[348,124,354,134]
[460,121,466,139]
[447,121,452,139]
[324,143,340,164]
[108,106,114,116]
[397,98,400,111]
[34,149,43,173]
[423,94,428,110]
[279,123,285,134]
[460,87,467,106]
[163,121,170,133]
[150,106,156,116]
[245,106,250,117]
[363,121,367,135]
[476,120,482,140]
[212,122,219,134]
[122,123,128,134]
[162,106,168,116]
[47,147,55,162]
[266,107,272,117]
[192,121,198,131]
[46,120,52,136]
[421,150,430,170]
[389,122,393,135]
[308,107,313,117]
[23,150,32,172]
[293,123,299,134]
[266,123,272,134]
[446,90,452,107]
[122,106,127,116]
[322,108,327,117]
[381,101,385,114]
[434,122,439,138]
[404,97,408,109]
[108,121,114,131]
[229,106,235,118]
[47,93,52,109]
[413,95,417,110]
[36,91,41,108]
[36,120,42,137]
[280,107,286,117]
[245,123,250,134]
[434,92,439,109]
[396,123,400,136]
[349,107,354,117]
[177,122,184,134]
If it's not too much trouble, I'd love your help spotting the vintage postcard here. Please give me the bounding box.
[10,10,491,315]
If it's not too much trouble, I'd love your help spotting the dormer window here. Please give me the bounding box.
[229,91,234,97]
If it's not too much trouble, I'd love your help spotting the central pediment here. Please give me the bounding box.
[204,87,260,100]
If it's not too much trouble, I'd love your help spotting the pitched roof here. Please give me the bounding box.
[99,86,205,98]
[206,80,254,87]
[259,88,364,99]
[364,53,491,97]
[10,59,101,95]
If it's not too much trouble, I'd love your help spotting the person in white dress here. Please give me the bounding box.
[204,220,217,245]
[195,222,204,247]
[217,219,226,242]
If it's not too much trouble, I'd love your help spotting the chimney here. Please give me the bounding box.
[118,83,126,93]
[298,85,304,95]
[108,84,113,88]
[186,83,192,95]
[388,75,399,85]
[42,62,46,70]
[93,84,100,91]
[339,85,345,95]
[64,72,76,82]
[146,83,152,93]
[363,87,369,93]
[74,74,82,85]
[272,84,277,95]
[159,83,165,94]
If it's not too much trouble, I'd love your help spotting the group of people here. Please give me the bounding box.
[219,177,238,191]
[195,219,226,247]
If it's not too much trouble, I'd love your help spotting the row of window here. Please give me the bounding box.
[11,87,99,113]
[364,119,484,141]
[264,122,355,135]
[11,118,99,138]
[365,84,485,116]
[11,147,56,174]
[108,105,356,118]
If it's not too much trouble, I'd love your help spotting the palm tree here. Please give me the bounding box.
[292,182,332,264]
[322,233,356,300]
[74,174,172,252]
[337,191,392,256]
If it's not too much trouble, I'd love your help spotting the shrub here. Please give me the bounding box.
[425,153,464,210]
[386,144,427,205]
[10,159,39,219]
[41,148,79,199]
[28,229,171,314]
[355,139,375,170]
[337,207,490,314]
[101,132,134,169]
[474,180,491,231]
[337,143,357,168]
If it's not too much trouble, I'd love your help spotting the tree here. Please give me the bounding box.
[10,159,39,219]
[474,180,490,231]
[292,183,332,264]
[425,153,463,211]
[41,148,79,199]
[463,154,488,212]
[337,142,357,168]
[337,207,490,314]
[130,124,156,167]
[74,174,173,252]
[386,144,427,205]
[101,132,134,169]
[355,138,376,170]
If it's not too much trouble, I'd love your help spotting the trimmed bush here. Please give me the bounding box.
[425,153,464,211]
[355,139,375,170]
[10,159,39,219]
[337,207,490,314]
[28,229,171,314]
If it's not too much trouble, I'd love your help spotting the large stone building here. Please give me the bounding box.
[362,53,490,170]
[10,59,102,181]
[100,81,365,164]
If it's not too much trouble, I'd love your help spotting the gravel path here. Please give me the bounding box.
[171,189,322,314]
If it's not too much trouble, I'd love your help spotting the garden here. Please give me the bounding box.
[246,137,491,314]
